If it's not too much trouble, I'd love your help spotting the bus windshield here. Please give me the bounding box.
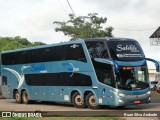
[107,41,145,61]
[116,65,149,90]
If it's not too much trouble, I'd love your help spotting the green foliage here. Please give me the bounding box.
[53,13,113,40]
[0,36,46,53]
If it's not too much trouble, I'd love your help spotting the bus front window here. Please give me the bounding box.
[116,65,149,90]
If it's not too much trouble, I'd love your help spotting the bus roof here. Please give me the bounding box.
[1,39,85,54]
[1,37,137,54]
[84,37,137,42]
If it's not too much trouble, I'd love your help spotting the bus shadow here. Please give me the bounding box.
[29,101,150,110]
[31,101,74,108]
[11,99,154,110]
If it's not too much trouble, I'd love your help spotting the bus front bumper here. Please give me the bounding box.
[113,91,151,106]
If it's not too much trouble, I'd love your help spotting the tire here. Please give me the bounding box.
[72,92,86,108]
[15,91,22,103]
[22,91,30,104]
[86,92,100,109]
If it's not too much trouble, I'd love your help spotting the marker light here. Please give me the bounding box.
[123,67,133,70]
[134,100,141,104]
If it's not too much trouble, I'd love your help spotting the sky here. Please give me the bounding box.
[0,0,159,68]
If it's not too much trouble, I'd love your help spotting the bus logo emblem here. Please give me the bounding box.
[71,44,79,48]
[4,66,30,89]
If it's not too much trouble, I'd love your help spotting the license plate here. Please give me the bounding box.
[134,100,141,104]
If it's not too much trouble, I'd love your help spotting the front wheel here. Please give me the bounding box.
[22,91,30,104]
[86,92,100,109]
[72,92,86,108]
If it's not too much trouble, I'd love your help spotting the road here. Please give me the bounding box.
[150,91,160,103]
[0,91,160,117]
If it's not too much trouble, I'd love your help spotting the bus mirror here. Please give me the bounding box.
[146,58,160,72]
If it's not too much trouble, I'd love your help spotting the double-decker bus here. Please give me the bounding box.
[1,38,159,109]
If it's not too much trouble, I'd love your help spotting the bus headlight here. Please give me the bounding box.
[110,90,125,97]
[118,93,125,97]
[118,99,124,103]
[147,91,151,95]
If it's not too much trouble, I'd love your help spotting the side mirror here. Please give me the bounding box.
[146,58,160,72]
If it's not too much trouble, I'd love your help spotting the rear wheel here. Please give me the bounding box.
[22,91,29,104]
[72,92,86,108]
[86,92,100,109]
[15,91,22,103]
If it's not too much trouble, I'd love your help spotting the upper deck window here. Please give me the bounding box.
[85,41,109,58]
[107,41,144,61]
[2,43,86,65]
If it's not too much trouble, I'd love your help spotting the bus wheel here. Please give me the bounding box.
[15,91,22,103]
[72,92,86,108]
[22,91,29,104]
[86,92,100,109]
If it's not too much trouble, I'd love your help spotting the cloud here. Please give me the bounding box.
[0,0,159,62]
[0,0,70,43]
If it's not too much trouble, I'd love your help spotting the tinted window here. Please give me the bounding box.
[151,81,158,84]
[2,44,86,65]
[66,44,86,62]
[85,41,109,58]
[25,72,92,86]
[92,60,115,87]
[96,70,113,86]
[2,76,7,85]
[107,41,144,61]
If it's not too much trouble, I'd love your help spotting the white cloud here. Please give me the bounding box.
[0,0,159,63]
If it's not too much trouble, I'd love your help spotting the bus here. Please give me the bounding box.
[1,38,159,109]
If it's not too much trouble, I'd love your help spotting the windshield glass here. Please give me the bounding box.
[116,65,149,90]
[85,41,109,58]
[107,41,145,61]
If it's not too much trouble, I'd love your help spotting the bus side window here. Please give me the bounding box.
[96,70,112,86]
[93,59,114,87]
[86,41,109,58]
[66,44,87,62]
[2,76,7,85]
[103,72,112,85]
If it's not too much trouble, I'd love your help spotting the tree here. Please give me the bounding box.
[0,36,46,53]
[53,13,113,40]
[32,42,46,46]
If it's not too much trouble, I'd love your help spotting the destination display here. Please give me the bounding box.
[108,41,144,61]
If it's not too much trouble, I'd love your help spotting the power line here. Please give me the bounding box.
[67,0,75,15]
[113,26,157,31]
[57,0,69,15]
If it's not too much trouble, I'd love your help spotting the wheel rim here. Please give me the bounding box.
[89,95,96,107]
[23,93,28,102]
[15,92,20,102]
[75,95,84,106]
